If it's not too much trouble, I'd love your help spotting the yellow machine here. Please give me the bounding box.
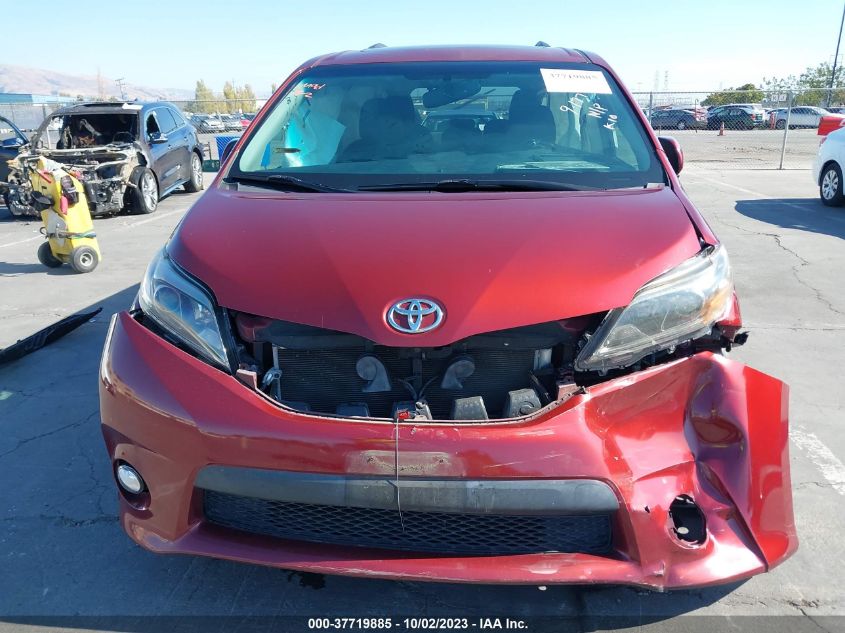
[28,157,101,274]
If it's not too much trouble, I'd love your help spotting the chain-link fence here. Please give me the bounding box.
[629,88,845,169]
[2,91,843,166]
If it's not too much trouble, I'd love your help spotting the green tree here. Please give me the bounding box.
[191,80,216,113]
[235,83,256,113]
[702,83,764,106]
[270,82,278,94]
[222,81,238,113]
[763,62,845,106]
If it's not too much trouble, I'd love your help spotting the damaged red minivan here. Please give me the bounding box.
[99,45,797,589]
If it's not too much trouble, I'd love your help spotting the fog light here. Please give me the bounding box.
[116,463,145,494]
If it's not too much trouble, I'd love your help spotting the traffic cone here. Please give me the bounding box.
[718,122,725,136]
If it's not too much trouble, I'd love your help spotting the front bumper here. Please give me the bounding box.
[99,312,797,589]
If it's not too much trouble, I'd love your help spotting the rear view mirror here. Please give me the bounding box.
[422,80,482,108]
[658,136,684,175]
[148,131,168,144]
[1,137,23,149]
[221,138,238,165]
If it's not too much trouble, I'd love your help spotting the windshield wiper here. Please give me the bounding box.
[226,173,351,193]
[357,179,598,192]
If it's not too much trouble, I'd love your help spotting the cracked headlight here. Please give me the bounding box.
[138,249,229,369]
[575,245,733,372]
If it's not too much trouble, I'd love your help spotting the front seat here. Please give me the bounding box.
[338,96,429,161]
[506,89,556,146]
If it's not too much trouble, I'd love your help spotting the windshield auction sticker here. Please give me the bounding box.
[540,69,612,94]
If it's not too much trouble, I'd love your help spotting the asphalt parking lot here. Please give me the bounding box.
[0,167,843,632]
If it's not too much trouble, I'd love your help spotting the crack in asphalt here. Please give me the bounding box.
[0,409,99,458]
[2,514,118,526]
[710,213,844,318]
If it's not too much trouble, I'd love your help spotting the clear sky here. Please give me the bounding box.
[2,0,844,96]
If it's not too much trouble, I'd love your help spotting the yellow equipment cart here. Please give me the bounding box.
[30,157,101,274]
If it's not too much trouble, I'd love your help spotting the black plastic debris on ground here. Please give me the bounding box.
[0,307,102,365]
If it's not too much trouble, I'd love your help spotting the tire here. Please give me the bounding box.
[129,167,158,214]
[70,246,99,273]
[37,242,63,268]
[775,120,786,130]
[183,151,204,193]
[820,162,845,206]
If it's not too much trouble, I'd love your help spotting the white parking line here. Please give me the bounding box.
[121,208,186,228]
[0,235,41,250]
[684,173,845,225]
[791,425,845,495]
[0,206,187,250]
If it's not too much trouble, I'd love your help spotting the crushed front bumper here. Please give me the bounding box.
[99,312,797,589]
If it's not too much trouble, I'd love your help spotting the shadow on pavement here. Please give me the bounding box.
[735,198,845,240]
[0,261,77,276]
[0,285,743,631]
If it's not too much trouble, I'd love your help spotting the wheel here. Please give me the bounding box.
[129,167,158,214]
[37,242,63,268]
[183,151,204,193]
[70,246,99,273]
[775,119,786,130]
[820,163,845,206]
[677,120,686,130]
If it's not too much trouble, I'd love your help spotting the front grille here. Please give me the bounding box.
[275,346,537,418]
[203,490,613,555]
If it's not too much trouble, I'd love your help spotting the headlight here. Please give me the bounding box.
[575,245,733,372]
[138,249,230,368]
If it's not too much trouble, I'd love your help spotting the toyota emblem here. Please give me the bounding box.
[387,298,444,334]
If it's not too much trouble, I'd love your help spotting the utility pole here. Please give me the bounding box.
[828,1,845,107]
[115,78,127,100]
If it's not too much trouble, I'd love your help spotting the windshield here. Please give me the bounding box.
[34,112,139,149]
[232,61,664,191]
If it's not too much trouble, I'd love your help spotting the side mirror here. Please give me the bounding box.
[658,136,684,175]
[148,131,168,144]
[1,137,23,149]
[220,138,238,165]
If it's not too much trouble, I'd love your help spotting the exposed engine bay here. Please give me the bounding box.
[3,112,143,218]
[222,312,741,422]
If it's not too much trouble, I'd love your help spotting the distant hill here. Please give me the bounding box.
[0,64,193,102]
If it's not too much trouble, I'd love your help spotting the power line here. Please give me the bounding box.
[828,1,845,107]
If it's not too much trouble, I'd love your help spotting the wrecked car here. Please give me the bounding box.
[3,101,204,218]
[99,44,797,589]
[0,115,28,185]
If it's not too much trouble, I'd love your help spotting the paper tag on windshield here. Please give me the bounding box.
[540,69,612,94]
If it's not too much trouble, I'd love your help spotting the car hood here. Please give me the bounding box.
[169,185,702,346]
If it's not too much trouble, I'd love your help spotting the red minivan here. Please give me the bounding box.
[99,44,796,589]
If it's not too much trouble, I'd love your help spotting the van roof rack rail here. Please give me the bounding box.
[535,41,551,47]
[367,43,387,49]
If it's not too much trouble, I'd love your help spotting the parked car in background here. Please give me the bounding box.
[706,104,766,129]
[4,101,203,217]
[0,115,28,184]
[649,108,702,130]
[100,43,796,589]
[423,107,499,131]
[240,113,256,129]
[827,106,845,115]
[813,125,845,205]
[422,107,500,147]
[221,114,243,132]
[774,106,830,129]
[190,114,226,133]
